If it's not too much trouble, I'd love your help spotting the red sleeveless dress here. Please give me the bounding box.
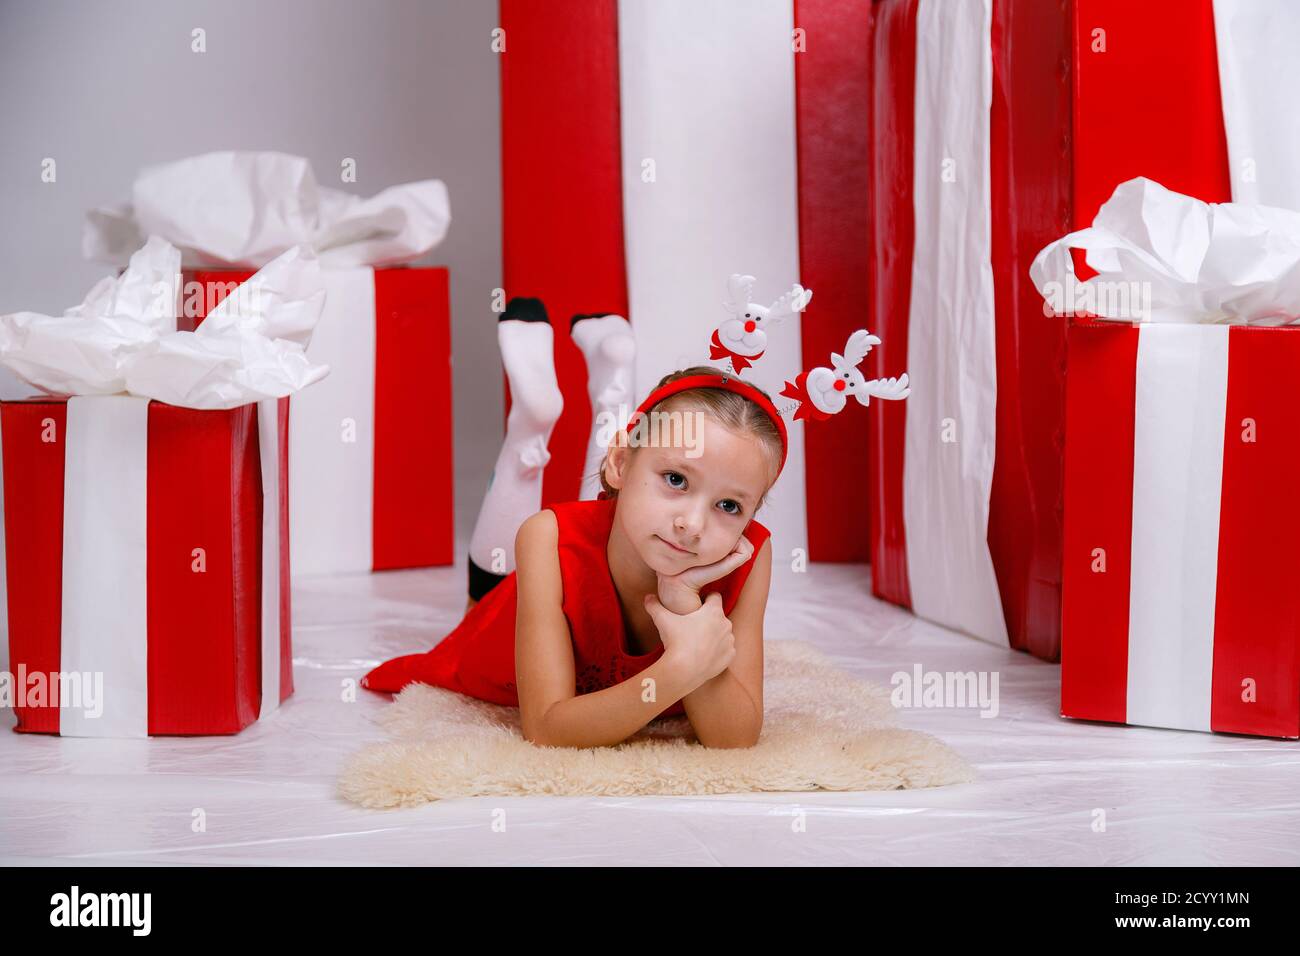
[361,495,771,719]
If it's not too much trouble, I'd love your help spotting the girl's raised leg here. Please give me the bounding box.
[570,312,636,501]
[465,297,563,611]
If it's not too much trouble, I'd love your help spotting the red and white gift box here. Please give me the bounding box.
[1062,319,1300,738]
[1,395,291,736]
[82,153,456,576]
[189,266,454,575]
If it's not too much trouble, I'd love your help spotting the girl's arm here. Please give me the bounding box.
[679,536,771,748]
[513,510,699,748]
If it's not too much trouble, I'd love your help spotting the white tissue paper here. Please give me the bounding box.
[1030,177,1300,325]
[0,234,329,409]
[82,151,451,270]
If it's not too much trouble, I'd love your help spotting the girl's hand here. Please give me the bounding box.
[644,591,736,689]
[654,534,755,615]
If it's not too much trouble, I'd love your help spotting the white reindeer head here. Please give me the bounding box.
[716,273,813,358]
[804,329,910,416]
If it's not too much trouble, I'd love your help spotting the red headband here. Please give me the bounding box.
[624,372,789,477]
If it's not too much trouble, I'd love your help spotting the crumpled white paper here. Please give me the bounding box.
[83,150,451,270]
[0,234,329,409]
[1030,177,1300,324]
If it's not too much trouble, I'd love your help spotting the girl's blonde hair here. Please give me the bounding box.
[594,365,784,510]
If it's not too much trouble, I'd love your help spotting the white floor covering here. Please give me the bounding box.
[4,552,1298,866]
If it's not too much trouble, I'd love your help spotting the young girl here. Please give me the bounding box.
[361,299,785,750]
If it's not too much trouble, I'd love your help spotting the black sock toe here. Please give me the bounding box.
[468,556,509,601]
[501,297,549,324]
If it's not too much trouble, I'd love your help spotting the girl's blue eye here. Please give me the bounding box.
[663,472,742,516]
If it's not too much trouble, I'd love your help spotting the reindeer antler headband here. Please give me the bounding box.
[626,273,912,480]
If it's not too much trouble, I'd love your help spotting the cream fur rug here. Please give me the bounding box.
[339,639,976,808]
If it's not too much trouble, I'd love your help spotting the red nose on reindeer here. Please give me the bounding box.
[744,320,756,333]
[833,379,846,391]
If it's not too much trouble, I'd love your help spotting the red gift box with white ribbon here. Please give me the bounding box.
[187,266,453,575]
[83,152,456,577]
[1,233,325,737]
[2,395,290,736]
[1062,319,1300,737]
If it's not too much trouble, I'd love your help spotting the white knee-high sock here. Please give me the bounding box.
[572,313,636,501]
[468,300,563,578]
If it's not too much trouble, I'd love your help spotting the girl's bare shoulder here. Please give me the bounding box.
[515,510,563,607]
[516,508,559,553]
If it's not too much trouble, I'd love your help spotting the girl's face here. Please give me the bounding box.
[604,414,775,574]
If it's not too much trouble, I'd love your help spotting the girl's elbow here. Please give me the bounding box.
[520,703,554,747]
[523,728,551,747]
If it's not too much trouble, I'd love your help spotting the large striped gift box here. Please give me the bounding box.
[1062,319,1300,738]
[864,0,1300,661]
[499,0,881,559]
